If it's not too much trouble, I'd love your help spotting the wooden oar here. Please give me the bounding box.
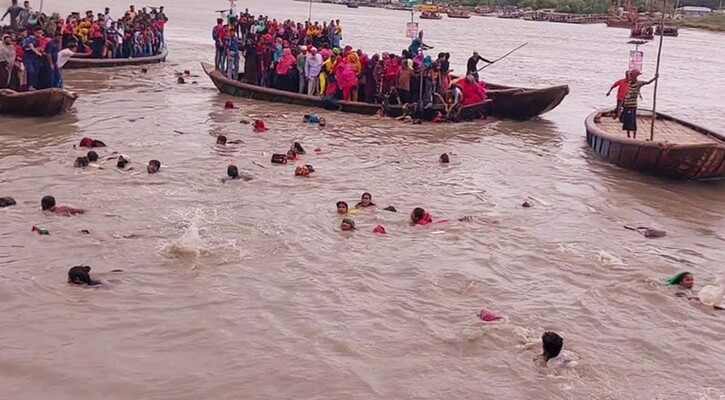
[477,42,529,72]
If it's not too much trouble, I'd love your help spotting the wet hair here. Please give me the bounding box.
[336,201,348,211]
[286,149,297,160]
[217,135,227,145]
[358,192,375,207]
[341,217,356,229]
[41,195,56,210]
[227,164,239,179]
[293,142,306,155]
[318,118,326,127]
[68,265,101,285]
[439,153,450,163]
[177,76,186,84]
[86,151,99,162]
[383,205,397,212]
[670,272,692,285]
[74,156,89,168]
[542,331,563,361]
[412,207,425,221]
[92,139,106,147]
[148,159,161,171]
[117,156,129,169]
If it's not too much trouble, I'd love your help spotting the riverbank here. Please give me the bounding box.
[684,14,725,31]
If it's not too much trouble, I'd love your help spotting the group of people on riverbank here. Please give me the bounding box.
[211,12,490,122]
[1,1,167,91]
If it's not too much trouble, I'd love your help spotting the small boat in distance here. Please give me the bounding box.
[64,47,169,69]
[0,88,78,117]
[419,5,443,19]
[630,25,654,40]
[656,25,679,37]
[585,109,725,180]
[447,9,471,19]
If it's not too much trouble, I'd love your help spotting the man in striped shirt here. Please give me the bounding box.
[620,69,658,139]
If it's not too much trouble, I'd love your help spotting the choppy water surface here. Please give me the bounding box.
[1,1,724,399]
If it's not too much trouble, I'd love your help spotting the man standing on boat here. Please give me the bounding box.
[466,51,493,82]
[620,70,658,139]
[606,71,629,120]
[213,18,227,71]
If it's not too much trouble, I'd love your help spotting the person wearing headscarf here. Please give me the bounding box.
[458,74,486,106]
[242,38,259,85]
[347,52,362,101]
[335,58,357,101]
[362,53,379,103]
[275,47,296,91]
[0,34,16,89]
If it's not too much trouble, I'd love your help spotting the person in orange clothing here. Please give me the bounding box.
[606,71,630,119]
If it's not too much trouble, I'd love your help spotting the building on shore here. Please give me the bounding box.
[676,6,712,17]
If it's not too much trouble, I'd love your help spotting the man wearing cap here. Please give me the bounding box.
[620,69,658,139]
[305,47,323,96]
[296,45,307,94]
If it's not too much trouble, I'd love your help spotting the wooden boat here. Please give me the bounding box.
[447,10,471,19]
[64,47,169,69]
[201,62,490,120]
[420,11,443,19]
[483,83,569,120]
[0,88,77,117]
[346,2,359,8]
[655,25,679,37]
[584,109,725,180]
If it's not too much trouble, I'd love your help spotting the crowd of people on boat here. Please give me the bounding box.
[1,1,167,91]
[211,12,490,122]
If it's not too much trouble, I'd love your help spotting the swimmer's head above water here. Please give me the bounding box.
[341,217,355,231]
[336,201,349,214]
[542,331,563,362]
[440,153,450,164]
[667,271,694,289]
[68,265,101,286]
[217,135,227,145]
[41,195,56,211]
[227,164,239,179]
[87,151,99,162]
[410,207,426,224]
[147,159,161,174]
[357,192,374,208]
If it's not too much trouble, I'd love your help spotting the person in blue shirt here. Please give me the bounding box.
[407,31,430,57]
[22,28,43,90]
[226,30,240,80]
[44,33,61,88]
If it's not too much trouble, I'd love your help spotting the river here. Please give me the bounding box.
[1,1,724,399]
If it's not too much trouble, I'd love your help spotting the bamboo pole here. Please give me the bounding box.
[649,0,666,141]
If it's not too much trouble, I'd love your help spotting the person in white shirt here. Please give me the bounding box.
[304,47,323,96]
[56,43,76,88]
[103,7,114,27]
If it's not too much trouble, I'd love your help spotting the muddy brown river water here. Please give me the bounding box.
[1,1,724,399]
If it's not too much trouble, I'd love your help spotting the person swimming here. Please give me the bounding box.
[68,265,101,286]
[147,159,161,174]
[79,138,107,148]
[74,156,90,168]
[318,117,327,127]
[0,196,16,208]
[303,114,320,123]
[336,201,349,214]
[541,331,573,369]
[116,155,132,170]
[292,142,306,155]
[410,207,433,225]
[41,195,85,216]
[356,192,376,208]
[341,217,356,231]
[440,153,450,164]
[216,135,242,145]
[666,271,697,299]
[87,151,99,162]
[295,165,314,177]
[286,149,298,160]
[222,164,252,183]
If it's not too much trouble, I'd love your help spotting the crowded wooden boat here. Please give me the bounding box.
[655,25,679,37]
[447,9,471,19]
[585,109,725,180]
[0,88,77,116]
[418,5,443,20]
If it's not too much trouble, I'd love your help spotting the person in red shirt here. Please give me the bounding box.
[41,195,85,216]
[89,19,106,58]
[606,71,630,119]
[213,18,227,71]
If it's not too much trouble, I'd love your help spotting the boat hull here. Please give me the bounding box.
[0,88,78,117]
[484,83,569,120]
[584,109,725,180]
[64,48,169,69]
[202,62,490,120]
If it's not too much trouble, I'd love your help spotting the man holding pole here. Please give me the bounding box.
[466,51,492,82]
[620,69,658,139]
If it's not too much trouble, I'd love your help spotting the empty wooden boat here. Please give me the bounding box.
[0,88,78,117]
[585,109,725,180]
[484,83,569,120]
[64,47,169,69]
[201,62,490,120]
